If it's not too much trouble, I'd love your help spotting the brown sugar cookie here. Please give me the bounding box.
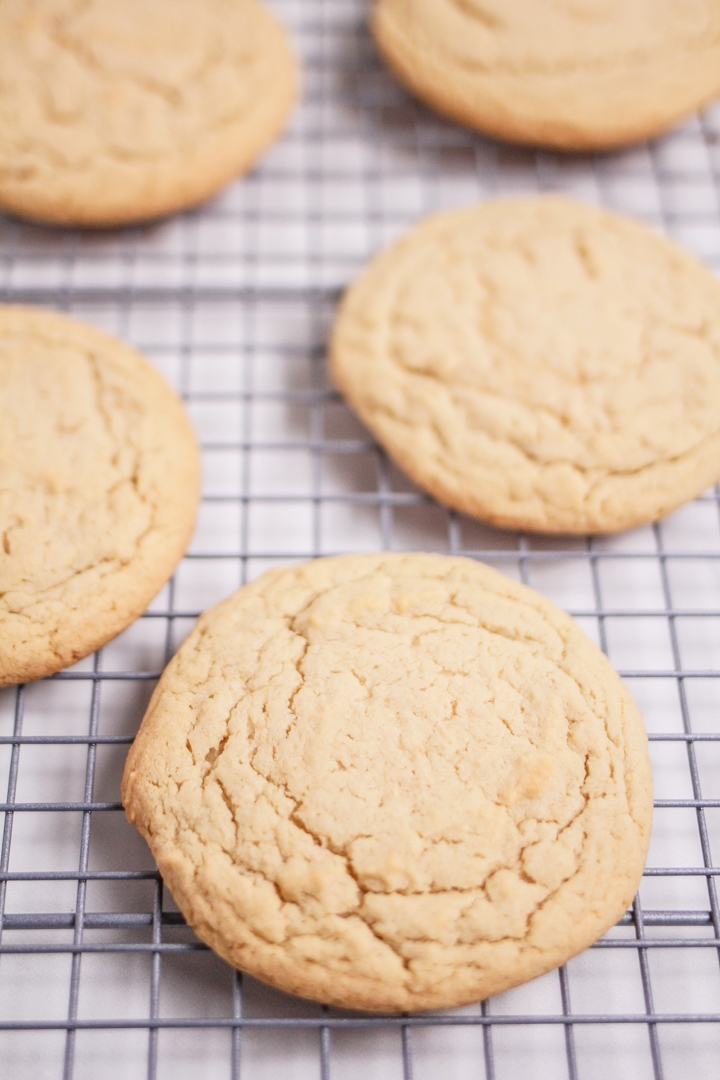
[372,0,720,151]
[331,196,720,535]
[122,552,653,1013]
[0,306,201,686]
[0,0,298,226]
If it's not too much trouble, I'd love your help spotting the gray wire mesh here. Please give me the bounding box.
[2,1,720,1077]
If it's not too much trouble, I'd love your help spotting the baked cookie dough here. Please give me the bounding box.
[0,306,200,686]
[331,196,720,535]
[123,552,653,1012]
[372,0,720,151]
[0,0,298,226]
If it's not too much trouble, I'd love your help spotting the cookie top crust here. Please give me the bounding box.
[331,196,720,535]
[372,0,720,150]
[0,0,297,226]
[0,306,201,686]
[122,552,652,1012]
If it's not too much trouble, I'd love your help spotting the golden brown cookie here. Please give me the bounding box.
[372,0,720,151]
[0,306,201,686]
[331,196,720,535]
[0,0,298,226]
[122,553,652,1013]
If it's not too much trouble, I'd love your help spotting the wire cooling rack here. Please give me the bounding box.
[2,1,720,1077]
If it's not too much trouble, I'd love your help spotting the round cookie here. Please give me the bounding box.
[0,306,201,686]
[331,196,720,535]
[122,552,653,1013]
[0,0,298,226]
[371,0,720,151]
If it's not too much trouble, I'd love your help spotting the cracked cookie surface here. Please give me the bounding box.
[0,306,201,686]
[372,0,720,150]
[122,552,652,1012]
[0,0,297,226]
[331,196,720,535]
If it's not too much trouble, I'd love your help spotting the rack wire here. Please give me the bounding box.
[2,0,720,1077]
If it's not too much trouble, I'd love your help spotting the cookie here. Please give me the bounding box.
[122,552,652,1013]
[372,0,720,151]
[0,0,298,226]
[0,306,201,687]
[331,196,720,535]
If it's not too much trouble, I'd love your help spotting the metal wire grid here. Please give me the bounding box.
[2,0,720,1077]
